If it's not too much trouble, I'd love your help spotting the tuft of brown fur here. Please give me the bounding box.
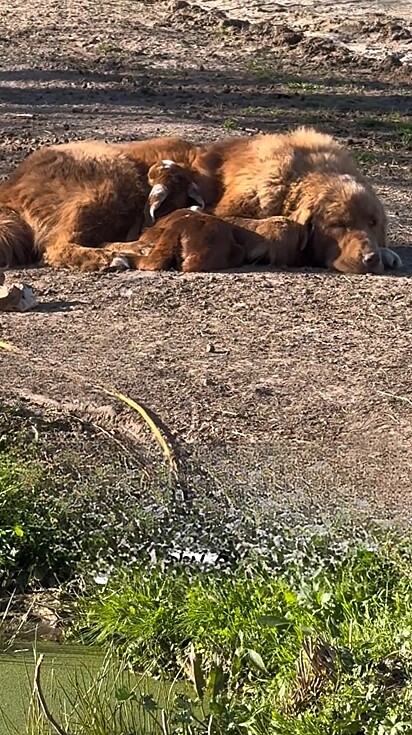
[0,207,35,267]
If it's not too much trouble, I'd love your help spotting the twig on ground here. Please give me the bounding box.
[377,389,412,407]
[102,388,177,473]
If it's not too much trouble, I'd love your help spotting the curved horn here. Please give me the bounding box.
[148,183,169,223]
[188,182,205,210]
[290,206,312,226]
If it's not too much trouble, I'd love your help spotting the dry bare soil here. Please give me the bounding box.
[1,0,412,526]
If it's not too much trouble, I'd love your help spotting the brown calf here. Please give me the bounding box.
[124,209,309,272]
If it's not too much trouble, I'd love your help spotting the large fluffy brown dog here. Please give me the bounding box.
[0,127,401,274]
[209,128,402,274]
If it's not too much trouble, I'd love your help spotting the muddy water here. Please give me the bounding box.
[0,642,103,733]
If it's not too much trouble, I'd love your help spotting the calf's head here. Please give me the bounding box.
[146,160,205,224]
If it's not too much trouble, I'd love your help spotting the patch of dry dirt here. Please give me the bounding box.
[0,0,412,525]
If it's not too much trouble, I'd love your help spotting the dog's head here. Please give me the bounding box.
[291,174,387,274]
[146,160,205,224]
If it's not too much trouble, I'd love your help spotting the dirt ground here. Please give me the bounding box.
[0,0,412,526]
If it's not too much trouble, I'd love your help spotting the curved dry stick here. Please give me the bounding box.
[33,654,73,735]
[102,388,177,473]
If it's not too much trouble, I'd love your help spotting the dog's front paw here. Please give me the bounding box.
[380,247,403,270]
[106,254,132,272]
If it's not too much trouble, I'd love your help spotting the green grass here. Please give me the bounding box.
[222,118,238,130]
[394,120,412,147]
[0,450,80,589]
[97,42,120,54]
[352,149,381,166]
[243,106,284,119]
[0,445,117,588]
[357,115,412,147]
[284,80,328,92]
[0,406,173,590]
[245,58,280,80]
[71,537,412,734]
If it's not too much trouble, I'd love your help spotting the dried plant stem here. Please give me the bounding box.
[33,654,73,735]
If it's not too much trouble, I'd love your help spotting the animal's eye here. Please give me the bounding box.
[332,222,346,229]
[369,217,377,227]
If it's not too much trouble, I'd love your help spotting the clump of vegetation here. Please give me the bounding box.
[0,405,174,590]
[0,438,147,589]
[222,118,238,130]
[70,537,412,734]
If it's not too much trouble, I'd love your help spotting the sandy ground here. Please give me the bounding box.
[0,0,412,526]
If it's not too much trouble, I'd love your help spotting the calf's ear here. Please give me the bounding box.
[289,207,315,251]
[188,182,205,210]
[297,222,313,252]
